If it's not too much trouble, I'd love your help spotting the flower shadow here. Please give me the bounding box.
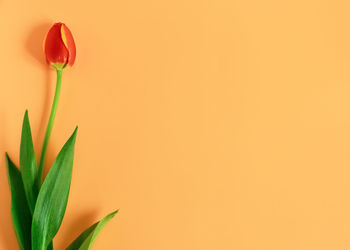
[25,22,51,66]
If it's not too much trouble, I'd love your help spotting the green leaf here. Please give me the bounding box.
[20,110,39,214]
[32,127,78,250]
[66,210,119,250]
[5,153,32,250]
[47,242,53,250]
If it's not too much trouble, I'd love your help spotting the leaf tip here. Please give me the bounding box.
[72,126,78,140]
[109,209,119,219]
[69,126,78,141]
[4,153,10,166]
[22,110,31,128]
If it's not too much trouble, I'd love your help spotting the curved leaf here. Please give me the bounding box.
[5,153,32,250]
[32,127,78,250]
[66,210,119,250]
[20,110,39,214]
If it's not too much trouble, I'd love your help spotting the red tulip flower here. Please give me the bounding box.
[44,22,76,70]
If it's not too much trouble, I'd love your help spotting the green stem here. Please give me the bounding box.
[38,69,62,185]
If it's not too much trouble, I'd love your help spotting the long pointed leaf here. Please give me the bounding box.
[66,210,119,250]
[20,110,39,214]
[32,127,78,250]
[5,153,32,250]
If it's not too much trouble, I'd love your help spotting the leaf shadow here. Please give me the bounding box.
[56,210,98,249]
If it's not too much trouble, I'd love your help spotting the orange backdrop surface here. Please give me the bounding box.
[2,0,350,249]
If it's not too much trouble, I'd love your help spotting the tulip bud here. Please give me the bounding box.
[44,22,76,70]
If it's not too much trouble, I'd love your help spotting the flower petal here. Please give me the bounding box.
[60,24,76,67]
[44,23,69,67]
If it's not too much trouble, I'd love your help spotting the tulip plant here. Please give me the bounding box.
[5,23,118,250]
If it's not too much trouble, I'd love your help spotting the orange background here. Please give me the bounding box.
[1,0,350,249]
